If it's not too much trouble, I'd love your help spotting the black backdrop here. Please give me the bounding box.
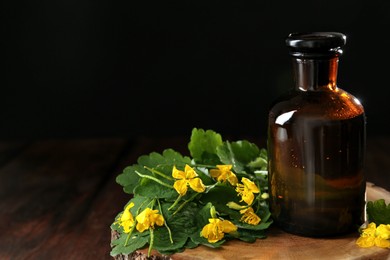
[2,1,390,140]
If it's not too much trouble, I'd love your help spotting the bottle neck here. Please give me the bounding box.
[291,56,339,91]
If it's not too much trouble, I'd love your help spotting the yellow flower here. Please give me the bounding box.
[200,218,237,243]
[135,208,165,233]
[172,164,206,196]
[356,236,376,248]
[356,222,390,248]
[240,207,261,225]
[376,224,390,240]
[235,177,260,205]
[361,222,377,237]
[226,201,246,210]
[210,164,238,186]
[374,236,390,248]
[116,202,135,233]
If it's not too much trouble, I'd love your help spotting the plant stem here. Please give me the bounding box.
[124,233,131,246]
[135,171,173,189]
[191,163,218,168]
[144,166,174,181]
[148,228,154,257]
[168,195,182,211]
[172,193,199,216]
[157,199,173,244]
[124,224,136,246]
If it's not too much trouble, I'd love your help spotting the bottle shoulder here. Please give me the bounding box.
[269,87,364,120]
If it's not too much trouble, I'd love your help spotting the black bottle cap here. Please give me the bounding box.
[286,32,346,58]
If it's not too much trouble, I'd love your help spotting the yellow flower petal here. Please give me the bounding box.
[173,179,188,196]
[240,207,261,225]
[210,165,238,186]
[136,222,149,233]
[220,219,238,233]
[241,191,255,205]
[217,165,233,172]
[172,164,205,195]
[362,222,377,237]
[188,178,206,193]
[172,165,186,179]
[184,164,198,179]
[121,202,135,222]
[201,222,224,243]
[209,169,220,178]
[200,218,237,243]
[356,236,376,248]
[241,177,260,193]
[236,177,260,205]
[135,208,164,233]
[374,237,390,248]
[150,210,165,226]
[116,202,135,233]
[376,224,390,240]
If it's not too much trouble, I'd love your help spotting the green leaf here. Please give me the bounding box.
[116,149,191,195]
[110,233,149,257]
[134,178,177,200]
[110,211,123,232]
[199,184,241,219]
[183,239,198,249]
[116,164,144,194]
[193,202,213,230]
[247,148,268,170]
[234,228,267,242]
[152,202,200,254]
[138,149,192,169]
[217,140,260,173]
[234,216,273,231]
[188,128,223,165]
[367,199,390,225]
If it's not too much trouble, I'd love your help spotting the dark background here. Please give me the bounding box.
[2,0,389,140]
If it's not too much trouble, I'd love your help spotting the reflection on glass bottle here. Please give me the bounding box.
[268,32,366,237]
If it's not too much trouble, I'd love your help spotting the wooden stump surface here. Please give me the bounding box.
[113,182,390,260]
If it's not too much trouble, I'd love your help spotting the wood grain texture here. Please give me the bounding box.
[0,138,130,259]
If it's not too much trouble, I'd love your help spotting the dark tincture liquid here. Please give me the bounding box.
[268,89,366,236]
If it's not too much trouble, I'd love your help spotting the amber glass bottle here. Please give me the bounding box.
[267,32,366,237]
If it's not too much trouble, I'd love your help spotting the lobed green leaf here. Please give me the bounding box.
[367,199,390,225]
[217,140,261,173]
[188,128,223,165]
[110,233,149,257]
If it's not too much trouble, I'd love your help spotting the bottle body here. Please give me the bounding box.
[267,32,366,237]
[268,88,366,236]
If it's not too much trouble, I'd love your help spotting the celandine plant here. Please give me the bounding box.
[110,128,273,257]
[356,199,390,248]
